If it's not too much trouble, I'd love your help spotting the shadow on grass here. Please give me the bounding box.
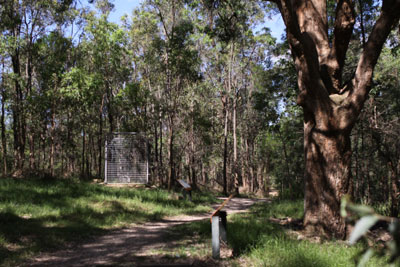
[161,199,332,267]
[0,211,101,265]
[0,178,218,265]
[0,206,171,265]
[0,178,215,214]
[165,219,212,243]
[281,252,330,267]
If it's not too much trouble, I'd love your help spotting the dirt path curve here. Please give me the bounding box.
[28,197,267,266]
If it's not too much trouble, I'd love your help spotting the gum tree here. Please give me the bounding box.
[266,0,400,238]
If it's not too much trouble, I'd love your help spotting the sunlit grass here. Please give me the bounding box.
[162,199,388,267]
[228,199,387,267]
[0,177,217,266]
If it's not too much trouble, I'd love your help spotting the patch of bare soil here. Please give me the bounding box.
[26,197,267,266]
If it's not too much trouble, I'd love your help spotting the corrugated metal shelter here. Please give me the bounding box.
[104,132,148,184]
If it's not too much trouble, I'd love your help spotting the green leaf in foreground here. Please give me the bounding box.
[349,215,379,245]
[347,204,375,217]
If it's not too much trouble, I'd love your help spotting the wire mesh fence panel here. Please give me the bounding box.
[105,133,148,184]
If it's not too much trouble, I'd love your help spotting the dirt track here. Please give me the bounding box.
[28,197,267,266]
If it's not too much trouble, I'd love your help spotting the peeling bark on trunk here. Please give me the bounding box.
[273,0,400,238]
[303,109,352,238]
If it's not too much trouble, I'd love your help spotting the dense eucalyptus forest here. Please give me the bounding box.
[1,0,400,237]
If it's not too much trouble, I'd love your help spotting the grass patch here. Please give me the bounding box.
[229,199,387,267]
[0,177,218,266]
[153,219,215,263]
[158,199,388,267]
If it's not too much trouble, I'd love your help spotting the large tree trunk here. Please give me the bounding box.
[303,109,352,238]
[275,0,400,238]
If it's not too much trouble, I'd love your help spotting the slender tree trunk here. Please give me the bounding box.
[245,138,250,192]
[389,162,399,217]
[167,115,175,190]
[200,162,205,184]
[1,78,7,175]
[190,138,197,190]
[50,104,56,177]
[107,88,114,133]
[189,105,197,189]
[154,120,159,183]
[278,130,292,194]
[89,134,95,178]
[61,144,64,176]
[360,121,367,202]
[249,163,254,193]
[358,0,367,47]
[228,43,239,195]
[159,115,163,185]
[240,136,247,191]
[98,94,105,177]
[265,156,271,195]
[11,51,25,173]
[41,125,46,171]
[232,96,238,194]
[257,164,266,196]
[28,132,34,170]
[222,96,229,196]
[81,130,86,178]
[353,127,360,200]
[67,111,73,175]
[250,141,256,193]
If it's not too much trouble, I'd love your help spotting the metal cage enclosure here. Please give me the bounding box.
[105,133,148,184]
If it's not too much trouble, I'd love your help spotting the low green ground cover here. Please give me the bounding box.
[165,199,388,267]
[0,177,217,266]
[227,200,386,267]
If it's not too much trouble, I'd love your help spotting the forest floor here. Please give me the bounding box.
[27,197,267,266]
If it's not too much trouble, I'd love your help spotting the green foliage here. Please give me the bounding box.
[251,53,304,198]
[350,45,400,216]
[0,0,302,198]
[349,215,380,245]
[342,197,400,266]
